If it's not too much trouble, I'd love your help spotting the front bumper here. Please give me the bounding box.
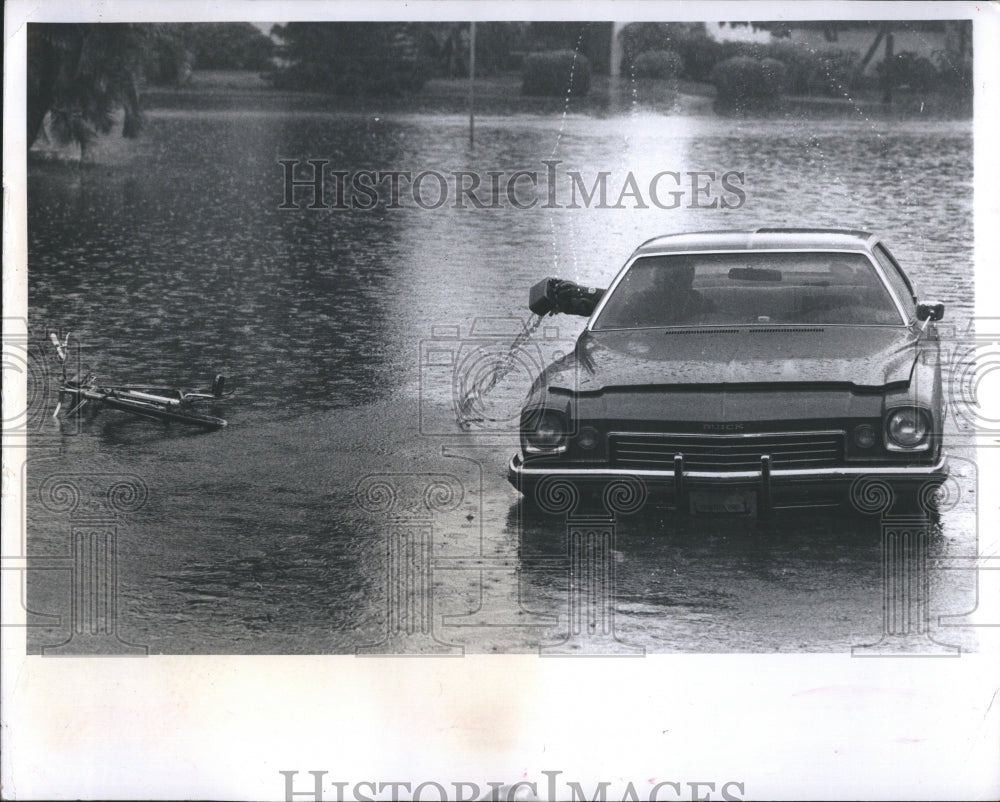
[508,452,949,512]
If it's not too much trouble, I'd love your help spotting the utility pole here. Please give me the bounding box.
[469,21,476,146]
[610,21,625,80]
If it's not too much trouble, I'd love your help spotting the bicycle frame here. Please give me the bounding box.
[50,332,229,430]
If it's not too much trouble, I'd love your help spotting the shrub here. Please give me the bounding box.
[672,35,728,81]
[759,40,856,95]
[804,48,858,95]
[631,49,683,79]
[710,56,788,112]
[759,57,788,90]
[877,51,939,92]
[521,50,590,96]
[618,22,712,78]
[933,50,972,98]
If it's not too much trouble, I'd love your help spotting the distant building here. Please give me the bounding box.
[710,20,969,75]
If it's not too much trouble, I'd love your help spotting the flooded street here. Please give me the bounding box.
[26,105,979,654]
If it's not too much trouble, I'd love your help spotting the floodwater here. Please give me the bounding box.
[24,97,980,654]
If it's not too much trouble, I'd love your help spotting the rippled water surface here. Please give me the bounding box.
[26,104,978,653]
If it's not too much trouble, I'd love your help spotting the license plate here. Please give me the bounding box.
[689,490,757,516]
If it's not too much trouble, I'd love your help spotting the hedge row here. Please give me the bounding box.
[619,23,971,98]
[710,57,788,112]
[706,49,970,113]
[631,49,683,79]
[521,50,591,96]
[641,33,859,95]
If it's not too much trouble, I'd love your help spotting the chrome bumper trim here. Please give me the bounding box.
[508,453,948,482]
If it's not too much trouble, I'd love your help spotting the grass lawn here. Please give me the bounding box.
[143,69,971,119]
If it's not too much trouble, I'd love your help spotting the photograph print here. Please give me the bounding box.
[4,2,999,800]
[19,12,981,657]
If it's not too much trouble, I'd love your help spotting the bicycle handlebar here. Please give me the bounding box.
[49,332,69,362]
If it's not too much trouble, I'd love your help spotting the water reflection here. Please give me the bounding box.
[514,499,977,654]
[517,503,885,652]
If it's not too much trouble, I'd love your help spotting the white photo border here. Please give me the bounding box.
[3,2,998,800]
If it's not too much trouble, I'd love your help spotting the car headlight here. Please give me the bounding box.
[523,408,568,454]
[885,407,932,450]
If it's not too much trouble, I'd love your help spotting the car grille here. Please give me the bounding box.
[609,431,845,472]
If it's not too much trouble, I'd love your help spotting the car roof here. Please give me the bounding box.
[632,228,879,257]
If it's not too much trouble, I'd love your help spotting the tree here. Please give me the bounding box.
[28,24,147,156]
[187,23,274,71]
[529,22,613,74]
[421,22,526,77]
[266,22,428,94]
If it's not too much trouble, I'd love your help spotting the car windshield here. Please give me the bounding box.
[592,251,902,330]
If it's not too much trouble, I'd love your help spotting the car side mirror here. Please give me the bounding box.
[529,277,559,315]
[916,301,945,322]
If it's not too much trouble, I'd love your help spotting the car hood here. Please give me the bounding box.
[543,326,920,394]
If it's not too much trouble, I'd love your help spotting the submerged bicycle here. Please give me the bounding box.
[50,332,230,430]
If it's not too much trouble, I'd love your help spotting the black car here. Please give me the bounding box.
[509,229,947,515]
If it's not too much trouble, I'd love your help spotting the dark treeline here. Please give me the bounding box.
[27,20,972,155]
[264,22,608,92]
